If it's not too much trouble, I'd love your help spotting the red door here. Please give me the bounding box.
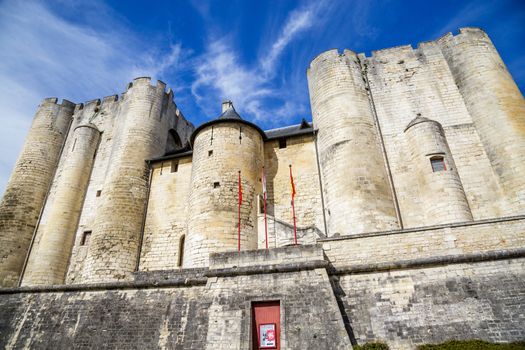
[252,301,281,350]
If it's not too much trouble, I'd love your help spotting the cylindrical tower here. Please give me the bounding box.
[0,98,75,287]
[80,78,171,283]
[438,27,525,212]
[307,49,398,236]
[405,116,473,224]
[22,124,100,286]
[184,102,264,267]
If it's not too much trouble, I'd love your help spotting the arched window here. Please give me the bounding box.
[177,235,185,267]
[430,156,446,172]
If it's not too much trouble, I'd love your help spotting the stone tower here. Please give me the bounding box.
[438,28,525,212]
[79,78,174,283]
[184,101,264,267]
[0,98,75,287]
[21,124,100,286]
[404,116,472,225]
[307,49,399,236]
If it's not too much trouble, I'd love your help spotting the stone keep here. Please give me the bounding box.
[0,28,524,349]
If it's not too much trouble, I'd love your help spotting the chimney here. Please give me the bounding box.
[222,100,233,113]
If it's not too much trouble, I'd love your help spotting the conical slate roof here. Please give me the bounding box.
[217,105,242,120]
[190,101,266,146]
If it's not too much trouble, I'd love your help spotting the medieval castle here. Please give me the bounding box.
[0,27,524,349]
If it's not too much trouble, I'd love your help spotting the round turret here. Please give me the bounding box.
[405,116,472,224]
[184,102,264,267]
[307,49,398,236]
[0,98,75,287]
[80,78,173,283]
[22,124,100,286]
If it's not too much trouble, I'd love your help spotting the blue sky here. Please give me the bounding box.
[0,0,524,195]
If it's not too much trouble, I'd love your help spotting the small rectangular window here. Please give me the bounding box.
[81,231,92,246]
[208,150,213,156]
[171,161,179,173]
[430,156,446,172]
[96,190,102,197]
[279,139,287,149]
[213,181,220,188]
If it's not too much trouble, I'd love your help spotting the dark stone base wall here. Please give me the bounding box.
[1,246,524,349]
[0,286,211,349]
[335,258,525,349]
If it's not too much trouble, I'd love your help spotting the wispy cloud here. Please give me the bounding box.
[0,0,185,195]
[261,7,315,74]
[191,2,320,125]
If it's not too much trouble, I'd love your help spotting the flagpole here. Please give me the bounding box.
[238,170,241,252]
[289,165,297,245]
[262,167,268,250]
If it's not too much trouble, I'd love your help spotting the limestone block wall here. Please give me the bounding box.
[0,98,75,287]
[307,49,398,236]
[261,134,324,247]
[438,28,525,212]
[206,248,352,349]
[22,124,100,286]
[322,216,525,268]
[139,155,193,271]
[336,258,525,349]
[79,78,193,283]
[0,285,212,349]
[364,34,516,227]
[185,122,263,267]
[404,117,472,224]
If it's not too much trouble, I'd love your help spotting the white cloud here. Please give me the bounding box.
[0,0,185,196]
[261,7,315,74]
[191,3,319,126]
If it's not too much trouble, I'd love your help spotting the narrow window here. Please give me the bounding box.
[430,156,446,172]
[171,160,179,173]
[214,181,220,188]
[208,150,213,157]
[279,138,287,149]
[81,231,92,246]
[177,235,185,267]
[71,138,77,152]
[96,190,102,197]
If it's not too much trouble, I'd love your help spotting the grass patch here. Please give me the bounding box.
[417,340,525,350]
[353,342,389,350]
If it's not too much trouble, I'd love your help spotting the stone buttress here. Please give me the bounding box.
[0,98,75,287]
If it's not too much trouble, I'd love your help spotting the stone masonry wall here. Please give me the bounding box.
[261,134,325,248]
[140,155,193,271]
[0,285,211,349]
[322,216,525,269]
[364,29,521,228]
[335,258,525,349]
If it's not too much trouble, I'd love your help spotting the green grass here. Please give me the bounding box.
[353,342,390,350]
[417,340,525,350]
